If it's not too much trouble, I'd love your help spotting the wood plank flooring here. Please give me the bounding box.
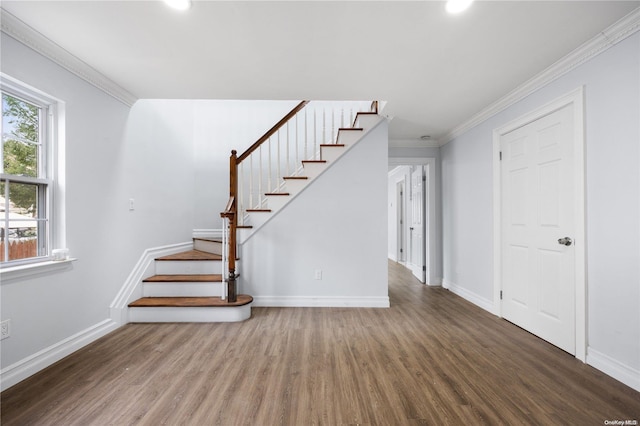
[2,261,639,425]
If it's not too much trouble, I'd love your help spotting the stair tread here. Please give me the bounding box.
[129,295,253,308]
[156,250,222,261]
[302,160,327,164]
[339,127,364,131]
[246,209,271,212]
[265,192,290,196]
[320,144,346,148]
[283,176,308,180]
[237,225,253,229]
[143,274,223,283]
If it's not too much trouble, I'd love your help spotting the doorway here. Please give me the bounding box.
[493,87,586,360]
[388,158,438,286]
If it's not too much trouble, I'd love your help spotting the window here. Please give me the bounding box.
[1,83,54,266]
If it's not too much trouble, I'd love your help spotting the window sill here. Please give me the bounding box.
[0,258,77,284]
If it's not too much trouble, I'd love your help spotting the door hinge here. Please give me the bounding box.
[422,265,426,271]
[500,290,503,300]
[423,176,426,182]
[499,151,502,161]
[400,249,403,253]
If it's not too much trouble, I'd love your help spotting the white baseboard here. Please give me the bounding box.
[109,241,193,325]
[0,319,118,392]
[442,279,496,314]
[252,296,390,308]
[587,347,640,392]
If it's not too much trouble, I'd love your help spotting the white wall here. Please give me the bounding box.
[239,121,389,307]
[441,33,640,389]
[0,33,202,387]
[193,100,300,228]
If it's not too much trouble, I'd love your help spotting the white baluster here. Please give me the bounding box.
[304,108,308,161]
[268,136,272,193]
[286,122,290,176]
[249,155,254,209]
[259,145,263,207]
[293,114,300,167]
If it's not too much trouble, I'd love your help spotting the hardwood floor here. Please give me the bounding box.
[2,261,639,425]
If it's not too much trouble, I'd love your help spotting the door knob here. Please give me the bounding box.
[558,237,572,246]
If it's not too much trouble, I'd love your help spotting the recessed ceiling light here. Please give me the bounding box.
[446,0,474,14]
[420,135,432,140]
[164,0,192,11]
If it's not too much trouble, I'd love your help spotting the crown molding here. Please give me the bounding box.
[441,6,640,145]
[1,9,138,107]
[390,138,440,148]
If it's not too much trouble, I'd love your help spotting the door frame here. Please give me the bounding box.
[389,157,438,286]
[397,179,406,263]
[492,86,586,361]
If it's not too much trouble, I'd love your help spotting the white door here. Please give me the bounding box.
[501,104,575,354]
[409,167,425,282]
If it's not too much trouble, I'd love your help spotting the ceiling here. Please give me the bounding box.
[2,1,638,142]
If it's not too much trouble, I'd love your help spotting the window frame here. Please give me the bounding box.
[0,74,68,275]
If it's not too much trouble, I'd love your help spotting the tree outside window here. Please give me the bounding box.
[1,91,48,263]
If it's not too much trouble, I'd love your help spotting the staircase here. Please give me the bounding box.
[125,100,380,323]
[127,238,252,322]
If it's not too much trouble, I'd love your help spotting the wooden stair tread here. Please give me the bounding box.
[129,295,253,308]
[320,144,345,148]
[156,250,221,261]
[339,127,364,131]
[193,237,222,243]
[302,160,327,164]
[283,176,308,180]
[246,209,271,212]
[143,274,223,283]
[265,192,290,196]
[237,225,253,229]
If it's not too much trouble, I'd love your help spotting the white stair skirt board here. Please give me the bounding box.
[142,282,224,297]
[193,239,223,255]
[128,304,252,323]
[155,260,219,275]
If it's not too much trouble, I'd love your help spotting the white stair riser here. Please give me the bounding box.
[244,211,272,229]
[143,282,224,297]
[301,162,327,180]
[354,114,380,129]
[155,260,220,275]
[283,179,310,195]
[336,130,363,147]
[265,195,290,212]
[194,239,223,255]
[129,305,251,323]
[320,146,345,163]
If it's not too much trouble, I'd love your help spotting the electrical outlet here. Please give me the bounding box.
[314,269,322,280]
[1,319,10,340]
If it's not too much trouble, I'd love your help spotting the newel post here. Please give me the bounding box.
[227,150,238,303]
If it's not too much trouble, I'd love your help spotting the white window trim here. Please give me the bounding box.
[1,73,68,278]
